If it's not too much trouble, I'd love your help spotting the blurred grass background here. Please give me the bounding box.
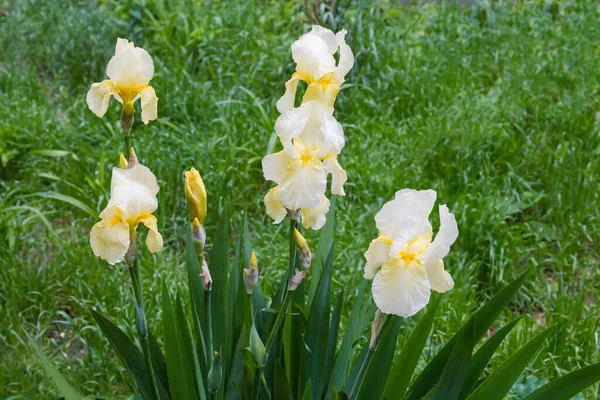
[1,0,599,398]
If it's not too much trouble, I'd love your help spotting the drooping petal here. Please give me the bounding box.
[363,235,392,279]
[140,86,158,124]
[372,260,431,317]
[278,160,327,210]
[110,164,160,222]
[375,189,436,243]
[425,205,459,260]
[333,29,354,82]
[262,150,294,185]
[86,80,117,118]
[139,214,163,253]
[264,186,287,224]
[291,28,337,80]
[425,258,454,293]
[106,41,154,89]
[301,194,330,230]
[90,219,130,265]
[322,157,347,196]
[276,74,301,113]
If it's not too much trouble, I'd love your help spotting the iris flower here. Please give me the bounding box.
[90,158,163,265]
[277,25,354,112]
[364,189,458,317]
[87,38,158,124]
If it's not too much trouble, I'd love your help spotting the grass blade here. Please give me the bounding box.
[306,244,335,399]
[330,279,368,393]
[308,196,336,311]
[322,289,344,398]
[522,363,600,400]
[357,316,404,400]
[407,271,529,399]
[91,310,169,400]
[432,317,475,400]
[30,340,84,400]
[466,327,554,400]
[458,318,522,400]
[382,296,441,400]
[162,284,200,400]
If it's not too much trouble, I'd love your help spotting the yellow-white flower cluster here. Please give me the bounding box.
[262,26,354,230]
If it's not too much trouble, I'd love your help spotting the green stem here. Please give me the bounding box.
[127,255,160,400]
[252,367,263,400]
[124,133,131,156]
[205,290,214,359]
[265,291,292,353]
[287,217,297,278]
[348,348,375,399]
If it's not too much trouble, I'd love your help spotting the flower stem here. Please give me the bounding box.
[287,217,297,278]
[252,367,263,400]
[127,254,161,400]
[124,133,131,157]
[348,348,375,399]
[265,291,292,353]
[205,290,214,359]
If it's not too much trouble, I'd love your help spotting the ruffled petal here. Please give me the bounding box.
[375,189,436,243]
[333,29,354,82]
[262,150,294,185]
[425,258,454,293]
[322,157,347,196]
[291,27,337,80]
[106,40,154,89]
[278,159,327,210]
[363,235,392,279]
[86,80,117,118]
[301,194,330,230]
[276,74,301,113]
[139,214,163,253]
[426,205,459,260]
[115,37,135,55]
[274,102,312,151]
[372,260,431,317]
[264,186,287,224]
[316,108,345,156]
[140,86,158,124]
[90,219,130,265]
[110,164,160,222]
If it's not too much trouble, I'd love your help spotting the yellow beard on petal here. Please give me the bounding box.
[394,233,433,268]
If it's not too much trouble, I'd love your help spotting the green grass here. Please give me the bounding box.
[1,0,599,398]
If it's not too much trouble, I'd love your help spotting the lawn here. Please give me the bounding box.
[1,0,599,398]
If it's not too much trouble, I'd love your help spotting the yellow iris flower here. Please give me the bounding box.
[86,38,158,124]
[90,157,163,265]
[363,189,459,317]
[276,25,354,112]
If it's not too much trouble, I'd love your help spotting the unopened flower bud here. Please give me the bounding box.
[119,154,128,169]
[370,309,388,350]
[249,323,267,367]
[288,268,309,291]
[121,100,135,133]
[208,351,222,394]
[192,218,206,253]
[200,255,212,291]
[294,229,311,269]
[127,147,138,168]
[184,168,207,225]
[243,252,259,294]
